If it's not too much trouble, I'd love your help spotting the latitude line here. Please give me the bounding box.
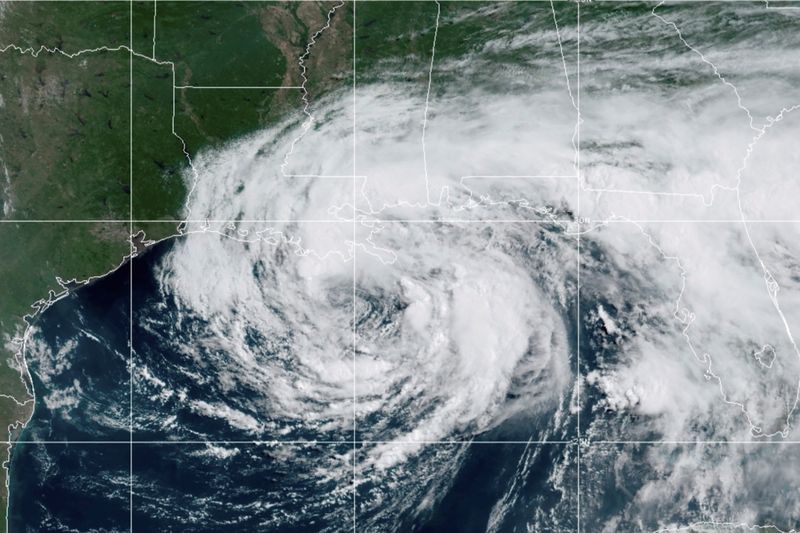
[8,439,800,445]
[10,2,798,531]
[5,440,574,445]
[0,0,785,3]
[7,219,800,223]
[174,85,302,89]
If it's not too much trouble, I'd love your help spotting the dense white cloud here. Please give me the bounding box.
[145,1,800,529]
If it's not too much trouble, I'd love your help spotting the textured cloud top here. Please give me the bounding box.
[13,1,800,531]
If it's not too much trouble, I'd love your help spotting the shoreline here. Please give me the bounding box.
[2,222,186,533]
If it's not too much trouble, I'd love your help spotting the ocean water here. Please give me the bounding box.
[9,236,574,532]
[8,234,578,531]
[9,256,131,531]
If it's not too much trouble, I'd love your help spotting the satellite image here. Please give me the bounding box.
[0,0,799,531]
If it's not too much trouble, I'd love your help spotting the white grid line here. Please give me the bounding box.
[576,2,582,531]
[9,219,800,224]
[128,0,134,529]
[352,1,358,530]
[174,85,302,89]
[8,2,799,532]
[8,440,575,446]
[0,0,787,3]
[9,439,800,445]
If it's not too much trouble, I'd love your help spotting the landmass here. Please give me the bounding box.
[0,1,353,528]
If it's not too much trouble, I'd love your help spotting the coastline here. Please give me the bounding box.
[2,224,184,533]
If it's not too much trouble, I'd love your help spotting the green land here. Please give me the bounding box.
[0,1,355,527]
[0,0,584,528]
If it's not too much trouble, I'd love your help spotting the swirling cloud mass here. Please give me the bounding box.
[19,2,800,531]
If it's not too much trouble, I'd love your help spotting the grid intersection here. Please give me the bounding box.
[11,1,798,531]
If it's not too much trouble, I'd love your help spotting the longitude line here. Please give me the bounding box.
[128,0,134,531]
[352,1,358,532]
[576,2,581,532]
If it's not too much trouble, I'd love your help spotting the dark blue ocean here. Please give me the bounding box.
[8,237,578,532]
